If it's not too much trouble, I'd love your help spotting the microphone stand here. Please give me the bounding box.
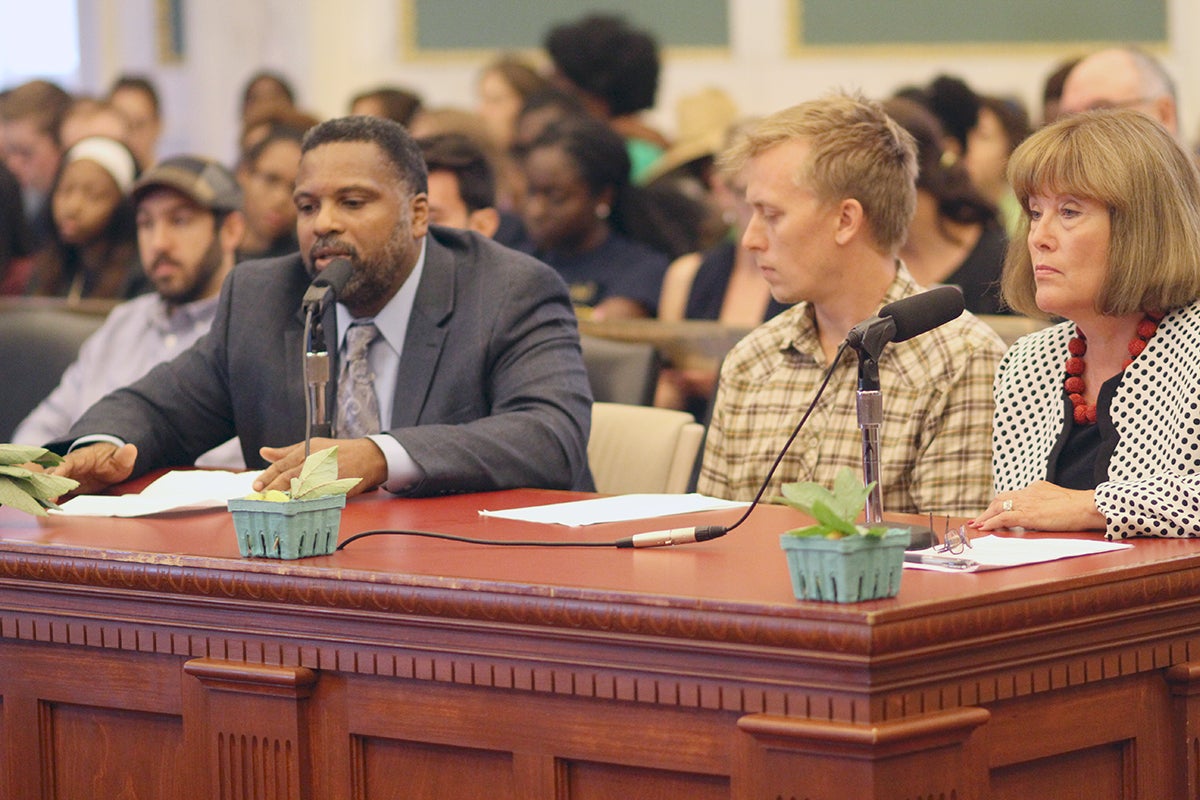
[848,322,933,549]
[301,288,334,458]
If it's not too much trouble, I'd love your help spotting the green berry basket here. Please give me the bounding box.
[227,494,346,559]
[779,527,911,603]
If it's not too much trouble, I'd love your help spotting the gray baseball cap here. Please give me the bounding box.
[132,155,242,212]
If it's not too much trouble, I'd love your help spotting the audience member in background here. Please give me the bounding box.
[642,87,741,254]
[513,94,711,260]
[476,54,549,153]
[46,115,593,499]
[404,107,520,244]
[0,159,35,294]
[965,95,1031,237]
[236,122,304,260]
[15,156,246,468]
[238,105,320,159]
[417,132,500,238]
[885,97,1008,315]
[655,119,788,422]
[515,116,670,319]
[697,94,1004,515]
[511,87,588,154]
[239,70,297,129]
[543,14,668,184]
[898,75,981,162]
[475,54,549,217]
[26,136,147,302]
[59,97,130,151]
[0,79,73,248]
[107,74,163,169]
[506,87,588,222]
[1040,57,1081,126]
[406,107,495,151]
[1059,46,1179,137]
[975,110,1200,538]
[350,85,423,127]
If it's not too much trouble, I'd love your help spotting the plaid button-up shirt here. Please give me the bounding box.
[698,268,1005,516]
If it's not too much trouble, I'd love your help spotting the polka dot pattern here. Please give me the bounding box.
[993,306,1200,539]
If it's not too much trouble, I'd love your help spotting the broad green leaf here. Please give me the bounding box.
[832,466,860,501]
[0,469,73,500]
[778,481,835,515]
[829,468,869,519]
[0,464,35,480]
[293,477,361,500]
[30,450,64,468]
[810,499,858,537]
[293,446,339,497]
[17,471,78,500]
[0,445,63,468]
[0,476,50,516]
[0,445,48,467]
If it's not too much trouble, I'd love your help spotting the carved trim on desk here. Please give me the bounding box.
[3,549,1200,656]
[4,546,1200,724]
[2,598,1200,725]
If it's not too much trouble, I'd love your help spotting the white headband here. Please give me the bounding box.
[64,136,137,193]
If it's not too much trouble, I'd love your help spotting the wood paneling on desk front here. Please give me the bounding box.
[1,487,1199,799]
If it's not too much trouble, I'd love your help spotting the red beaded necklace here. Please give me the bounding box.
[1064,312,1162,425]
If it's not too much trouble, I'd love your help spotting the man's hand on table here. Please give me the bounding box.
[256,437,384,497]
[50,442,138,497]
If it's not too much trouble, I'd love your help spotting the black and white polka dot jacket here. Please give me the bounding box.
[993,304,1200,539]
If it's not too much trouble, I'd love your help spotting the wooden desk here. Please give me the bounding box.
[1,489,1199,799]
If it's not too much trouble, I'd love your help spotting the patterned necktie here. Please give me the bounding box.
[336,322,381,439]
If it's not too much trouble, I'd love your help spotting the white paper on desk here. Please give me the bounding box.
[902,534,1132,573]
[51,469,261,517]
[479,493,748,526]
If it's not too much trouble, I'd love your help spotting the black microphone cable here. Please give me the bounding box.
[335,341,850,551]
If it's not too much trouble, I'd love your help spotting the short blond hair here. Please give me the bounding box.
[718,93,917,252]
[1002,108,1200,317]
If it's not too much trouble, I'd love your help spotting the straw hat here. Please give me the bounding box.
[643,87,738,184]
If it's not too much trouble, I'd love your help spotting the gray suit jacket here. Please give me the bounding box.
[59,227,595,494]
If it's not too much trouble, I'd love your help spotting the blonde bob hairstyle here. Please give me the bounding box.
[1002,108,1200,318]
[717,93,917,253]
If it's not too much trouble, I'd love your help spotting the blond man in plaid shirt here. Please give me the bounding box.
[697,95,1005,516]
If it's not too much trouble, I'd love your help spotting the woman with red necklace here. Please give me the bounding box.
[972,109,1200,538]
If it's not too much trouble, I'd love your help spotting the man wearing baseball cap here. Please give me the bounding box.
[13,155,247,468]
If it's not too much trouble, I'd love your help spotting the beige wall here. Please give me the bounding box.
[80,0,1200,164]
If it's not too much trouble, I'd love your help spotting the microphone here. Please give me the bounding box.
[615,525,728,548]
[845,285,965,353]
[618,288,963,551]
[302,257,355,312]
[846,285,963,533]
[302,258,355,451]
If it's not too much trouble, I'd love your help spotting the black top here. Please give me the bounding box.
[0,162,34,293]
[943,220,1008,315]
[684,240,789,322]
[1049,371,1123,490]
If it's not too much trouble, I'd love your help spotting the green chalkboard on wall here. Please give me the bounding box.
[794,0,1167,47]
[409,0,729,52]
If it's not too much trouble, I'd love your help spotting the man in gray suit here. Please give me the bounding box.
[50,115,594,497]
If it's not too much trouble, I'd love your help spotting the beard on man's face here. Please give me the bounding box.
[304,229,413,312]
[152,235,224,306]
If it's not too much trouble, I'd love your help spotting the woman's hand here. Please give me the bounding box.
[971,481,1107,532]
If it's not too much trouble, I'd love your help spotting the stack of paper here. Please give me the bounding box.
[52,470,260,517]
[902,534,1132,573]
